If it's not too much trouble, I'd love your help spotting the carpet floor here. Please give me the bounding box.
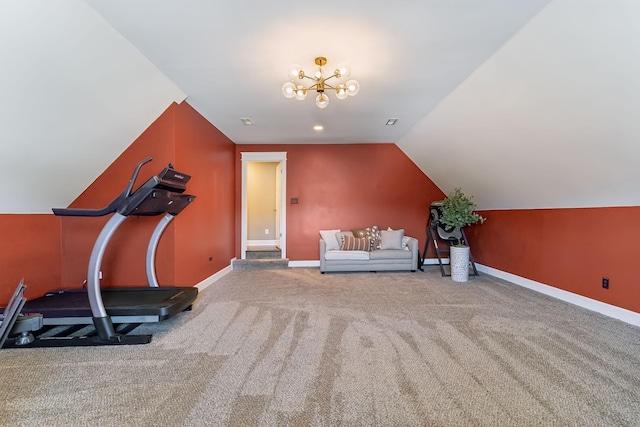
[1,267,639,426]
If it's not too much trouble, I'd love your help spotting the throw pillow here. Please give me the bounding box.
[387,227,410,249]
[319,229,341,251]
[336,231,354,248]
[380,229,404,250]
[341,235,371,251]
[352,225,381,250]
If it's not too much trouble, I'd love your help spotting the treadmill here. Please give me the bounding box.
[7,157,198,347]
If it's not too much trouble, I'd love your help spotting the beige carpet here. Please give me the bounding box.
[1,267,639,426]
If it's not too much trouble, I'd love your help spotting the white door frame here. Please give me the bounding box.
[241,152,287,260]
[275,162,282,249]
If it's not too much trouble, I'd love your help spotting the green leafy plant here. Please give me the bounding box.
[440,188,485,246]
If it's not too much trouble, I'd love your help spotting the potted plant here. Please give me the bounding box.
[439,188,484,282]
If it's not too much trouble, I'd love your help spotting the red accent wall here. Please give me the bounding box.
[235,144,444,261]
[465,207,640,313]
[0,214,61,304]
[174,102,236,284]
[60,102,236,289]
[61,105,177,288]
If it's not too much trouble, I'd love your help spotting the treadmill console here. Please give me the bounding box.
[154,167,191,193]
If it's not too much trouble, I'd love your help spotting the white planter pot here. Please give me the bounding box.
[450,245,470,282]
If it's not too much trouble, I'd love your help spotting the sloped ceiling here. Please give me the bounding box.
[2,0,638,213]
[0,1,186,213]
[398,0,640,209]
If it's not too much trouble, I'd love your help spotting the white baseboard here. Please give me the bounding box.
[195,260,234,291]
[476,264,640,328]
[422,258,449,265]
[289,260,320,267]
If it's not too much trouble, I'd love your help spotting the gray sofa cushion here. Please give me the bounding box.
[369,249,412,260]
[325,250,370,261]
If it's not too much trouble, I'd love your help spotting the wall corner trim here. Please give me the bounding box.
[476,264,640,328]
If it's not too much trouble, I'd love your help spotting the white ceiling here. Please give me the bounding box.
[2,0,639,213]
[86,0,551,144]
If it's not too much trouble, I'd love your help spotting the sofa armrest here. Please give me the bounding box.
[319,239,327,271]
[406,237,419,270]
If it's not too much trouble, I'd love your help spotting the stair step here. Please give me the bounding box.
[233,258,289,271]
[246,250,282,259]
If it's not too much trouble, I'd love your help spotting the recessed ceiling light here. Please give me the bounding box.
[386,118,398,126]
[241,118,254,125]
[313,125,324,131]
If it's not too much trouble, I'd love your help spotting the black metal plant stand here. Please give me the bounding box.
[421,202,479,278]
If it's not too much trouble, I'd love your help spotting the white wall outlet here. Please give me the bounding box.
[264,228,269,235]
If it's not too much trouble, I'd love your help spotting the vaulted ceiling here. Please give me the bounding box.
[1,0,638,213]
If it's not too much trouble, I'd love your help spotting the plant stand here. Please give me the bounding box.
[421,203,479,278]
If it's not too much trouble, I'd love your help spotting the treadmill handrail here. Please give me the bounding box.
[51,156,153,217]
[123,156,153,198]
[52,194,125,217]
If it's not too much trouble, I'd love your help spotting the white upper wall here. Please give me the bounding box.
[398,0,640,210]
[2,0,637,213]
[0,1,185,213]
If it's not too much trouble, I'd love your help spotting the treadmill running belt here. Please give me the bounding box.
[21,287,198,321]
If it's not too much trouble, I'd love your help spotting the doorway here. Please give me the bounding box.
[240,152,287,260]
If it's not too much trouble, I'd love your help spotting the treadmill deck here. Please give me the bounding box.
[21,287,198,325]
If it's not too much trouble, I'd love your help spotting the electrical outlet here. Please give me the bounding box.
[602,277,609,289]
[99,271,103,279]
[265,228,269,235]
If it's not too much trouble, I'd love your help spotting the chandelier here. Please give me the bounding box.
[281,57,360,109]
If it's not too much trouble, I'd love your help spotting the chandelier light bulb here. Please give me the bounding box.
[288,64,303,81]
[312,66,323,80]
[346,79,360,96]
[335,63,351,79]
[335,86,348,100]
[282,82,296,98]
[294,86,307,101]
[316,93,329,109]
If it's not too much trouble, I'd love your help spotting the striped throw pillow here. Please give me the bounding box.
[340,236,371,251]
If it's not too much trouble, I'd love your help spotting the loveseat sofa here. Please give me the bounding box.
[319,227,419,273]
